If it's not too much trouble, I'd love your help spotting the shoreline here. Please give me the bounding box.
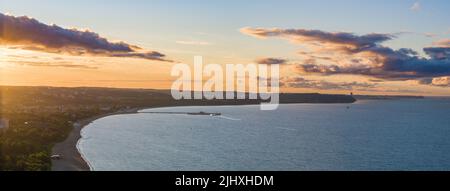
[50,102,357,171]
[51,108,143,171]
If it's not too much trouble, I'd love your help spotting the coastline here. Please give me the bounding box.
[50,101,358,171]
[51,108,142,171]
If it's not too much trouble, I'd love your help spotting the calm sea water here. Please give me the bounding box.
[78,99,450,171]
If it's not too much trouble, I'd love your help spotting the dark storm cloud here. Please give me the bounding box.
[0,13,171,62]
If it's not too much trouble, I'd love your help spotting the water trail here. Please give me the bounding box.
[217,115,241,121]
[274,126,297,131]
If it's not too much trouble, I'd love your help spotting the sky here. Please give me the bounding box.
[1,0,450,95]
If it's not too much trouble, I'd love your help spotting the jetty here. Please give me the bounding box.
[140,111,221,116]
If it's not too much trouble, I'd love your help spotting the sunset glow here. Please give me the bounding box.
[1,0,449,95]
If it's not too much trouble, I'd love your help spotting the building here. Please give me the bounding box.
[0,118,9,131]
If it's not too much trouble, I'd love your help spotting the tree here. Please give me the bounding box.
[23,151,51,171]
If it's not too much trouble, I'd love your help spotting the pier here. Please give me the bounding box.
[140,111,221,116]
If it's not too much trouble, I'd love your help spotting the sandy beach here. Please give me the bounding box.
[51,108,142,171]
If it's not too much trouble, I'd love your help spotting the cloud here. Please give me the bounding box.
[425,39,450,60]
[410,2,421,11]
[424,33,437,38]
[423,47,450,60]
[255,57,287,65]
[0,13,171,62]
[418,76,450,87]
[432,39,450,47]
[281,77,377,90]
[10,60,98,69]
[282,76,425,93]
[241,27,450,87]
[175,40,211,46]
[240,27,394,51]
[295,52,450,79]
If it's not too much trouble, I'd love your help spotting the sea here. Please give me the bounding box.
[77,98,450,171]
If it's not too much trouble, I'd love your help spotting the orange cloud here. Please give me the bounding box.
[0,13,171,62]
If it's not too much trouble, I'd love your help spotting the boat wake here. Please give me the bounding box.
[274,126,297,131]
[217,115,241,121]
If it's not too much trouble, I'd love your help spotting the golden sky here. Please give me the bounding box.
[1,1,450,96]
